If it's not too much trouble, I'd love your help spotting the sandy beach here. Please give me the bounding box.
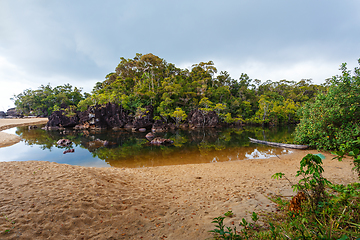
[0,118,48,148]
[0,119,358,239]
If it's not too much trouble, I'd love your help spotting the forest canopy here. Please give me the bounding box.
[13,53,328,125]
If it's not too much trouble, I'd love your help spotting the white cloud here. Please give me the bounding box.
[0,56,98,111]
[0,0,359,113]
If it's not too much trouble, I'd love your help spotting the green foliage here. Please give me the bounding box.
[269,154,360,239]
[294,59,360,150]
[170,108,187,126]
[224,211,234,218]
[89,53,326,125]
[332,137,360,178]
[211,153,360,239]
[13,83,85,117]
[13,53,326,124]
[210,212,260,240]
[77,97,94,112]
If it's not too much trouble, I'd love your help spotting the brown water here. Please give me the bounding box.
[0,125,296,168]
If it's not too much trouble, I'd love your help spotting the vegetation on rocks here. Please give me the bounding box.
[13,53,327,126]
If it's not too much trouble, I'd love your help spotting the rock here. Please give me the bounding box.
[74,122,90,130]
[6,108,21,118]
[57,139,72,147]
[79,103,130,129]
[85,139,111,150]
[63,149,75,154]
[145,132,155,140]
[187,109,219,128]
[133,105,154,130]
[150,137,174,145]
[151,120,169,132]
[179,123,189,129]
[138,128,146,132]
[47,103,130,129]
[124,123,134,129]
[0,111,6,118]
[28,125,38,130]
[46,110,79,128]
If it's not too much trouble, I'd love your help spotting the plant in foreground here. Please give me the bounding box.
[210,153,360,239]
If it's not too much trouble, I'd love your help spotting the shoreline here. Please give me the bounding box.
[0,118,48,148]
[0,119,358,239]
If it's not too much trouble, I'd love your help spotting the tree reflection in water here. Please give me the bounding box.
[11,125,296,168]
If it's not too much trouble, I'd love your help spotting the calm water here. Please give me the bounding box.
[0,125,296,168]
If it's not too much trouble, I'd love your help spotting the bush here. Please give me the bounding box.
[210,153,360,239]
[294,59,360,150]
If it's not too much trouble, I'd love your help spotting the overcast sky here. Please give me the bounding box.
[1,0,359,111]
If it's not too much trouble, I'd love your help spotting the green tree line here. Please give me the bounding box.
[12,83,87,117]
[13,53,328,125]
[82,53,327,125]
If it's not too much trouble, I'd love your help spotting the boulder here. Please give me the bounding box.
[150,137,174,145]
[63,149,75,154]
[187,109,219,128]
[57,139,72,147]
[0,111,6,118]
[145,132,155,140]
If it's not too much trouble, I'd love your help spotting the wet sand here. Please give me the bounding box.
[0,118,48,148]
[0,119,358,239]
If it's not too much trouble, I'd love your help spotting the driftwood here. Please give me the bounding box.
[248,137,308,149]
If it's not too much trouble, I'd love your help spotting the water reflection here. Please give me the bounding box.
[0,125,296,168]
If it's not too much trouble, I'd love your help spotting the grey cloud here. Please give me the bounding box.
[0,0,359,96]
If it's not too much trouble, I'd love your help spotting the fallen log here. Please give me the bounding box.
[248,137,308,149]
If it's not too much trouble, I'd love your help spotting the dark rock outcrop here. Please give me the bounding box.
[47,103,130,130]
[47,110,79,129]
[6,108,21,118]
[78,103,130,129]
[187,109,219,128]
[133,105,154,130]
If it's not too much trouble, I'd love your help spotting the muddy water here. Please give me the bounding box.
[0,125,296,168]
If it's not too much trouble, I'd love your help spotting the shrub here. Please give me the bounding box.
[294,59,360,150]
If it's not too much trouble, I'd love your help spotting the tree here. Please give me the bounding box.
[13,83,85,117]
[294,59,360,150]
[171,108,187,126]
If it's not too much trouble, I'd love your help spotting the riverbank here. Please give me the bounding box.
[0,118,48,148]
[0,156,357,240]
[0,119,358,239]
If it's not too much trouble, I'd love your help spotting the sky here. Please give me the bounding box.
[1,0,359,111]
